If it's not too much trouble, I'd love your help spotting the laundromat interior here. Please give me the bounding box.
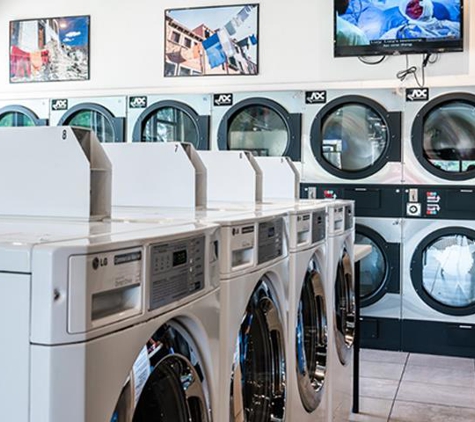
[1,0,475,421]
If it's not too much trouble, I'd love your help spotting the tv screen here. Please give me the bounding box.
[334,0,463,57]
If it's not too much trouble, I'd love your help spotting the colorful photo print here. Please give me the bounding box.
[165,4,258,77]
[10,15,90,83]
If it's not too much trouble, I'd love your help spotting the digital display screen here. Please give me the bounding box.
[173,250,188,267]
[334,0,463,57]
[268,227,275,238]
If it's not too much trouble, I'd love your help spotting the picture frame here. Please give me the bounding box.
[164,4,259,77]
[10,15,90,83]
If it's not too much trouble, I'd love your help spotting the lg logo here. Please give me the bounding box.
[305,91,327,104]
[92,257,108,270]
[129,96,147,109]
[213,94,233,106]
[51,99,68,111]
[406,88,429,102]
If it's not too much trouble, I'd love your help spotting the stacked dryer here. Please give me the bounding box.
[401,86,475,358]
[0,98,49,127]
[300,88,404,351]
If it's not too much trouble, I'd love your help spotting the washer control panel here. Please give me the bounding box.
[258,218,284,264]
[312,210,326,244]
[149,236,205,310]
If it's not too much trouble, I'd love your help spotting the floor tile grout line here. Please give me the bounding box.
[386,352,410,422]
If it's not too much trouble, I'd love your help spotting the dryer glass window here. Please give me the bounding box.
[423,101,475,173]
[67,110,115,143]
[231,279,286,422]
[422,234,475,308]
[0,111,35,127]
[321,104,388,172]
[356,233,386,299]
[296,259,327,412]
[228,105,288,156]
[142,107,199,147]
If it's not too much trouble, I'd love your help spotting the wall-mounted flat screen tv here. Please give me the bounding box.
[334,0,463,57]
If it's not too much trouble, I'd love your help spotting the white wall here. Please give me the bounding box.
[1,0,474,100]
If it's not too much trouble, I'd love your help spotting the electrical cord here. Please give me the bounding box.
[396,53,436,87]
[358,55,386,65]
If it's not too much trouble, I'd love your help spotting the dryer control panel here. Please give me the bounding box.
[405,186,475,220]
[149,236,205,310]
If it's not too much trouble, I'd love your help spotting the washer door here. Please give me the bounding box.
[310,96,401,179]
[412,94,475,180]
[411,227,475,316]
[334,246,355,365]
[217,98,301,160]
[111,323,211,422]
[132,101,209,149]
[296,258,327,413]
[58,103,125,142]
[356,224,400,307]
[230,278,286,422]
[0,105,47,126]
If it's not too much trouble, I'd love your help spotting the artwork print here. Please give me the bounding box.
[10,15,90,83]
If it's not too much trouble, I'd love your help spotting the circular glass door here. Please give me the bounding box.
[334,247,355,365]
[140,106,199,146]
[0,111,35,127]
[296,258,327,413]
[230,279,286,422]
[227,105,289,157]
[64,109,115,143]
[321,104,388,173]
[356,231,387,307]
[422,101,475,174]
[411,229,475,316]
[111,323,211,422]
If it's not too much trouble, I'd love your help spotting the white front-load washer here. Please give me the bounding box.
[326,200,355,422]
[286,201,330,422]
[0,217,221,422]
[110,205,290,421]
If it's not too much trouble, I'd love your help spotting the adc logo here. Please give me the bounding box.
[213,93,233,106]
[305,91,327,104]
[129,96,147,109]
[406,88,429,102]
[51,99,68,111]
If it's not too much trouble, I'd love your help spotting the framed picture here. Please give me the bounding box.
[10,15,90,83]
[164,4,259,77]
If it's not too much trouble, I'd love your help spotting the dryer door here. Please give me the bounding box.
[111,323,212,422]
[58,103,125,143]
[334,246,355,365]
[0,105,47,126]
[411,227,475,316]
[132,100,209,149]
[295,257,327,412]
[231,278,286,422]
[310,96,401,179]
[356,224,400,308]
[412,94,475,180]
[217,98,301,160]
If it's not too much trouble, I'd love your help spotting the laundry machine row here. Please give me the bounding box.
[301,183,404,352]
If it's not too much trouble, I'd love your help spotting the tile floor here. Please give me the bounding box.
[350,349,475,422]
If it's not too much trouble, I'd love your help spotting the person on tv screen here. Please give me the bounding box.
[335,0,370,46]
[381,0,460,40]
